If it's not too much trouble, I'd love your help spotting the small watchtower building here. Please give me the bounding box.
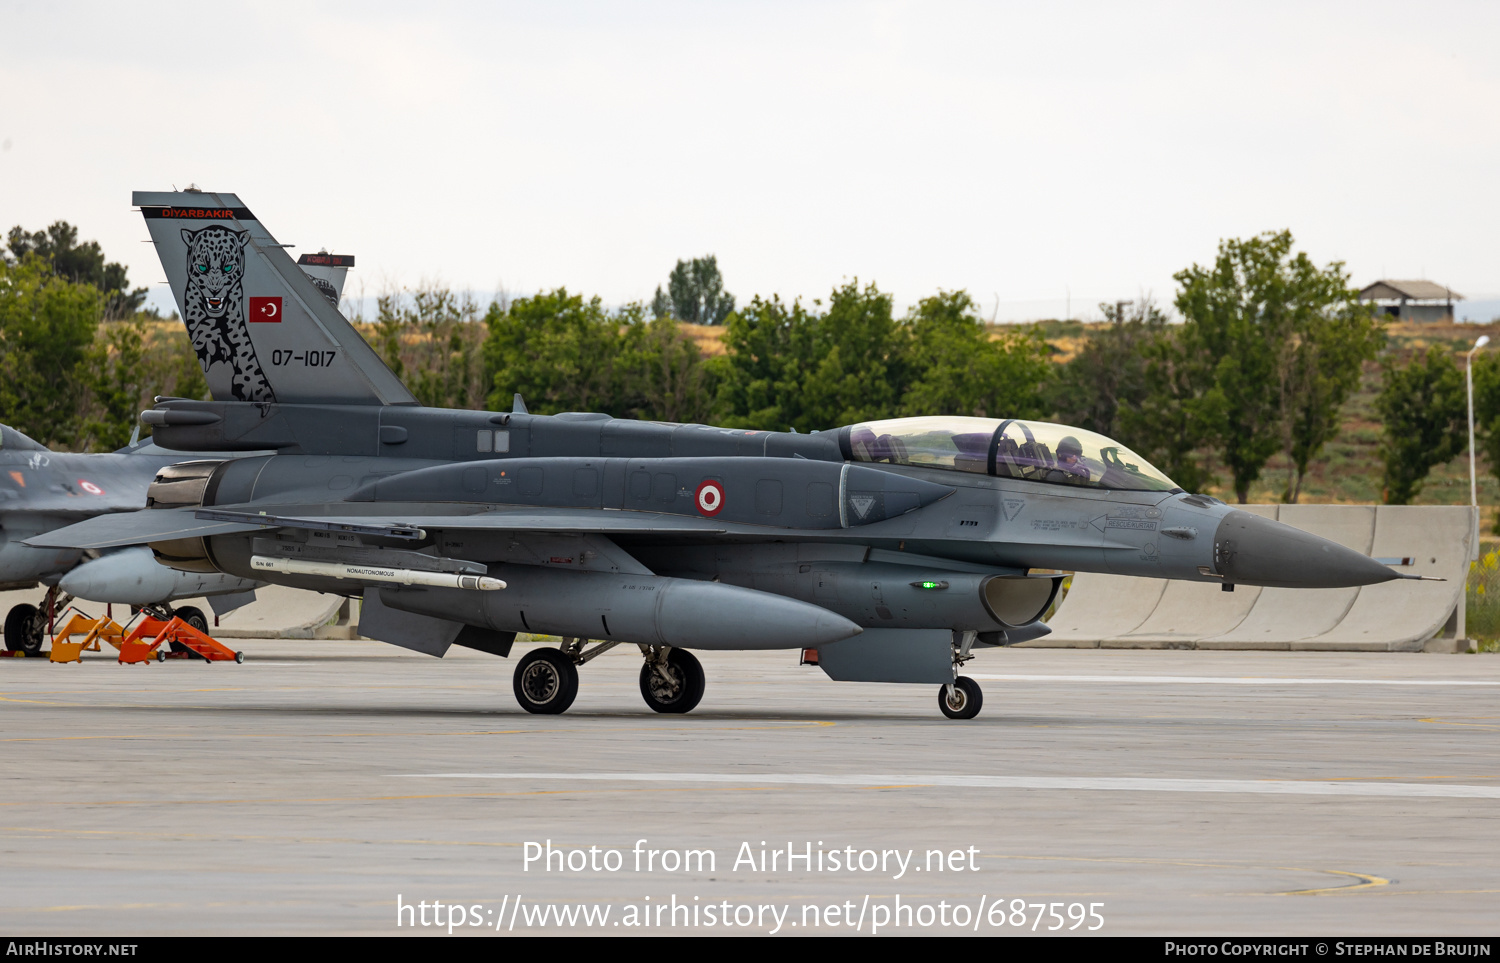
[1359,280,1463,323]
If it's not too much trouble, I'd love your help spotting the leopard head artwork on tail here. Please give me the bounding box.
[179,225,275,403]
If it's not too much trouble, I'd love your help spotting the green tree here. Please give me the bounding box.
[0,256,103,446]
[709,294,821,430]
[1048,298,1170,439]
[1117,327,1223,494]
[653,255,735,325]
[375,284,485,409]
[1467,350,1500,519]
[712,283,1051,432]
[1375,347,1466,504]
[79,315,149,450]
[1280,293,1384,502]
[1174,230,1368,503]
[618,316,713,423]
[6,221,147,319]
[484,289,638,416]
[901,291,1049,420]
[799,280,907,428]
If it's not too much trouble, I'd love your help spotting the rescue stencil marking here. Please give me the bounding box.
[696,480,725,516]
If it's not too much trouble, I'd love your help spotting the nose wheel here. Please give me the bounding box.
[639,647,705,714]
[939,676,983,720]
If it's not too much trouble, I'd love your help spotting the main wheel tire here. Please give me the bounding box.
[176,606,209,632]
[170,606,209,656]
[512,648,579,715]
[938,676,983,720]
[639,649,705,714]
[4,603,44,656]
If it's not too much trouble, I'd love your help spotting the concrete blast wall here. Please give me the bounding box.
[1033,505,1471,651]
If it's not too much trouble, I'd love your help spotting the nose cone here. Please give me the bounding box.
[1212,511,1397,588]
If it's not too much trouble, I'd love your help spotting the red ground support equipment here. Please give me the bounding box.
[112,616,244,664]
[116,616,172,664]
[147,617,244,663]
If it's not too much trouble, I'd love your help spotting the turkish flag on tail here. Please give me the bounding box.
[249,296,282,322]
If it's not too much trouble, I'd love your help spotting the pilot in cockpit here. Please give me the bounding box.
[1049,435,1091,485]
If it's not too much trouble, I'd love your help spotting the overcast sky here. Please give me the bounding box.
[2,1,1496,321]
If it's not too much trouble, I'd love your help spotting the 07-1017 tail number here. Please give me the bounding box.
[271,350,337,367]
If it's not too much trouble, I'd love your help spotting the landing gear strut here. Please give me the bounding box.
[4,586,73,656]
[508,638,706,716]
[938,629,983,720]
[638,646,705,714]
[510,637,620,714]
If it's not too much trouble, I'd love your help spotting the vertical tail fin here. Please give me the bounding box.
[134,190,414,406]
[296,251,356,307]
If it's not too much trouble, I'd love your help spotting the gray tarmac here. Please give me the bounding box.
[1,640,1497,937]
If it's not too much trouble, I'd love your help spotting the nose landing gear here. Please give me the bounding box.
[938,629,983,720]
[938,676,983,720]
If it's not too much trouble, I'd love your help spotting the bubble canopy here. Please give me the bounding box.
[838,416,1181,493]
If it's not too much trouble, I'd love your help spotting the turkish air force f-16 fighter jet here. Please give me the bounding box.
[30,191,1422,717]
[0,246,359,654]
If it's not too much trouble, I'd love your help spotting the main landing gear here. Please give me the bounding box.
[512,647,579,714]
[638,646,704,714]
[3,586,74,656]
[510,639,705,716]
[938,629,984,720]
[140,604,210,656]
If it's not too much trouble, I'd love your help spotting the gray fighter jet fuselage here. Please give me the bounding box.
[38,393,1407,717]
[29,190,1411,719]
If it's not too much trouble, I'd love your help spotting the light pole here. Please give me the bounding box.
[1467,335,1490,560]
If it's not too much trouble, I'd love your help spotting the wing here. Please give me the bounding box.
[23,507,271,549]
[25,503,739,550]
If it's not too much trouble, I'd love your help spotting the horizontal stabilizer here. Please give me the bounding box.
[133,190,414,406]
[23,508,270,550]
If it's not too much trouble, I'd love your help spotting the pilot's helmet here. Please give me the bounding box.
[1057,436,1083,462]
